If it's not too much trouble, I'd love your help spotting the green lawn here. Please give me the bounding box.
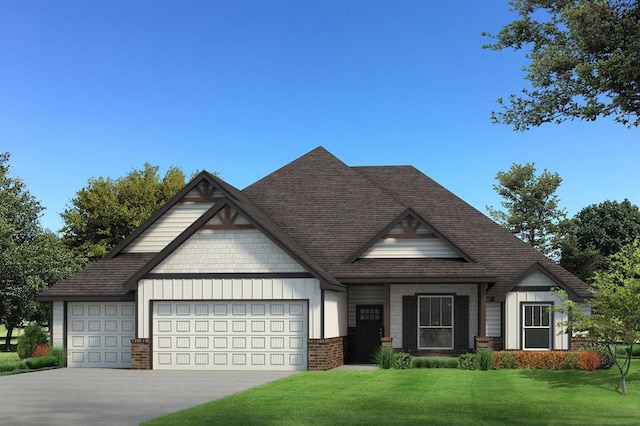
[144,366,640,425]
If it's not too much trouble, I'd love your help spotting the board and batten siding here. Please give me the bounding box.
[122,202,213,253]
[390,284,478,349]
[152,228,306,274]
[51,300,64,347]
[136,277,322,339]
[486,302,501,337]
[324,290,347,338]
[347,285,385,328]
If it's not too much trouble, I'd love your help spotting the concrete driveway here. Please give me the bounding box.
[0,368,296,426]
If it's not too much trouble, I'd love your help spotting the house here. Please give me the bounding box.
[39,147,590,371]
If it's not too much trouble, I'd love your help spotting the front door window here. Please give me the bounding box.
[522,304,552,350]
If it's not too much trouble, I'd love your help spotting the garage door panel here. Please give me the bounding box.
[67,302,135,368]
[153,301,307,371]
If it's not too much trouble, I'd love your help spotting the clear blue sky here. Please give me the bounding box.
[2,1,638,233]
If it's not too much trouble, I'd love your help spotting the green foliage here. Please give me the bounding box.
[393,352,412,369]
[372,346,396,369]
[582,342,615,369]
[0,359,27,373]
[476,349,494,371]
[24,354,57,369]
[487,163,567,257]
[411,357,458,369]
[484,0,640,130]
[16,324,48,359]
[61,163,187,261]
[457,353,477,370]
[497,351,517,369]
[50,347,67,367]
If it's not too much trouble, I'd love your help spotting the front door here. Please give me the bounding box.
[353,305,383,363]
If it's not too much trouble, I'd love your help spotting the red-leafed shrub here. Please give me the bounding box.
[578,351,601,371]
[493,351,583,370]
[32,343,51,358]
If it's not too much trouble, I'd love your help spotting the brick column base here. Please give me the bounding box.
[131,338,151,370]
[308,337,345,370]
[571,337,595,351]
[475,336,504,351]
[381,337,393,348]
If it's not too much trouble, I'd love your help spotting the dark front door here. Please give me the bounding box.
[353,305,384,363]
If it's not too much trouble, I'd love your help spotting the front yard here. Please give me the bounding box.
[145,365,640,425]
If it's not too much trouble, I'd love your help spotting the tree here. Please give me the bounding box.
[561,199,640,280]
[487,163,568,257]
[484,0,640,130]
[61,163,186,261]
[0,153,84,350]
[556,239,640,396]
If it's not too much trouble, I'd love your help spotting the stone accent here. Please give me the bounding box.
[308,337,345,370]
[475,336,504,351]
[571,336,595,351]
[381,337,393,348]
[131,338,151,370]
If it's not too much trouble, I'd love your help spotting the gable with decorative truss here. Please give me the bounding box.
[358,213,465,260]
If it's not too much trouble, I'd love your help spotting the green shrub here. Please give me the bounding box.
[17,324,48,359]
[494,351,517,369]
[0,360,27,372]
[582,343,615,369]
[457,353,476,370]
[412,357,457,369]
[476,349,494,371]
[622,344,640,357]
[562,351,579,369]
[394,352,412,369]
[50,347,67,367]
[24,355,57,370]
[373,347,396,369]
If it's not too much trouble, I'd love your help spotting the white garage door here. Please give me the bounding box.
[152,301,308,371]
[67,302,135,368]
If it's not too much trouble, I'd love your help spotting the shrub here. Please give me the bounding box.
[562,351,579,370]
[50,347,67,367]
[24,355,58,370]
[32,343,51,358]
[578,351,601,371]
[582,342,615,369]
[476,349,494,371]
[394,352,413,369]
[17,324,48,359]
[412,357,457,369]
[493,351,517,369]
[0,360,27,373]
[622,344,640,357]
[373,347,396,369]
[457,353,476,370]
[493,351,583,370]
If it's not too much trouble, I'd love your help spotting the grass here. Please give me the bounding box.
[144,365,640,425]
[0,352,19,362]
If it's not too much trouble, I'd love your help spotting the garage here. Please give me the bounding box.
[66,302,135,368]
[152,300,308,371]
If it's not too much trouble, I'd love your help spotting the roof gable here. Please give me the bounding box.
[493,262,585,302]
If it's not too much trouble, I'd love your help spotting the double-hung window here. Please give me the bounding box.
[418,295,453,349]
[522,303,552,350]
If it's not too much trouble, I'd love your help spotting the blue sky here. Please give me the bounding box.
[2,1,638,233]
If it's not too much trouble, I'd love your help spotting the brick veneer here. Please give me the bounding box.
[308,337,345,370]
[131,338,151,370]
[475,336,504,351]
[570,336,595,351]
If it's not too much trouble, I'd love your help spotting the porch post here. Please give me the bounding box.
[478,283,487,337]
[384,283,390,337]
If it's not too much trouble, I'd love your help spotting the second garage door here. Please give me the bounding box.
[152,301,308,371]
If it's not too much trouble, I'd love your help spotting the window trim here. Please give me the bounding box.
[521,302,553,351]
[417,295,454,350]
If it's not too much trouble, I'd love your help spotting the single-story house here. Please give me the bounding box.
[39,147,590,371]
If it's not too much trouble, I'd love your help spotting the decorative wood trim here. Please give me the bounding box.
[203,205,255,230]
[478,283,487,338]
[384,283,390,338]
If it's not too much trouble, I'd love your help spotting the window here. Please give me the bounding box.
[418,296,453,349]
[522,304,552,350]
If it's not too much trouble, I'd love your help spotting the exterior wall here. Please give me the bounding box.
[136,277,322,339]
[123,202,213,253]
[324,290,347,338]
[51,301,64,348]
[347,285,384,328]
[152,228,306,273]
[486,302,502,337]
[504,290,569,350]
[390,284,478,349]
[308,337,345,370]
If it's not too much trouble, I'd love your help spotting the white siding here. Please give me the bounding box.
[324,290,347,338]
[348,285,385,328]
[153,228,306,274]
[486,302,502,337]
[519,270,554,287]
[361,238,459,259]
[122,202,213,253]
[504,290,569,350]
[136,277,322,339]
[390,284,478,349]
[51,301,64,348]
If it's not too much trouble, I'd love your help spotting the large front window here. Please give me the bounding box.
[522,304,552,350]
[418,296,453,349]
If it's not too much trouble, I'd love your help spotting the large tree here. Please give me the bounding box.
[0,153,84,350]
[556,239,640,396]
[484,0,640,130]
[487,163,568,258]
[561,199,640,280]
[61,163,186,261]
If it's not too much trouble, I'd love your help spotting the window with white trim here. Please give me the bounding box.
[418,296,453,349]
[522,304,552,350]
